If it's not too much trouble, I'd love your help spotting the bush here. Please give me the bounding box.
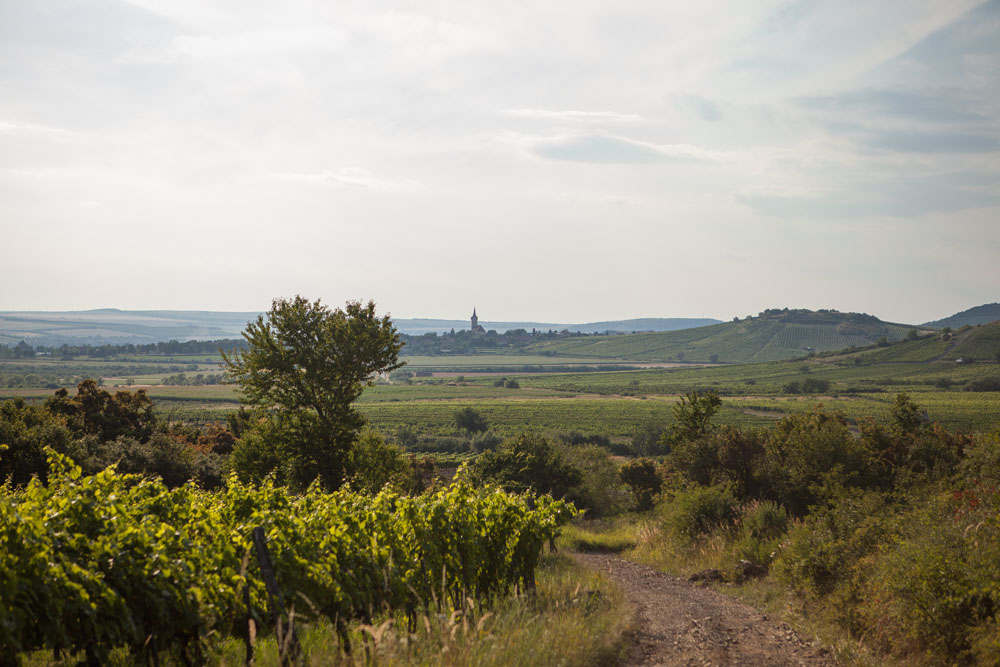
[0,399,77,486]
[470,434,582,500]
[618,458,662,511]
[764,407,877,515]
[470,430,503,453]
[631,422,668,456]
[84,433,222,489]
[774,491,892,598]
[661,484,738,539]
[454,407,488,434]
[800,378,830,394]
[729,500,788,567]
[558,443,630,517]
[739,499,788,542]
[854,487,1000,660]
[347,429,417,494]
[964,376,1000,392]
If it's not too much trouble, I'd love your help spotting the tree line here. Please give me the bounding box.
[0,338,249,359]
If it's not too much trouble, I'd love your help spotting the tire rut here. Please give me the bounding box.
[574,552,833,666]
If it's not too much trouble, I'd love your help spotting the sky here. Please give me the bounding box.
[1,0,998,325]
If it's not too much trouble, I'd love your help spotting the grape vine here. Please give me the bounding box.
[0,452,574,663]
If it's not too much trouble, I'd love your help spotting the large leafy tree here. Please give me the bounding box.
[223,296,403,489]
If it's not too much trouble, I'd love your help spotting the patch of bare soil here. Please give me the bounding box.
[574,553,833,666]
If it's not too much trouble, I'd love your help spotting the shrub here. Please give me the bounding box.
[764,407,877,515]
[470,430,503,453]
[729,500,789,567]
[855,487,1000,660]
[739,499,789,542]
[618,458,662,511]
[347,429,416,493]
[774,491,892,598]
[470,434,582,500]
[0,399,76,486]
[800,378,830,394]
[661,484,738,539]
[964,376,1000,392]
[455,407,488,434]
[84,433,222,489]
[631,422,668,456]
[558,443,630,517]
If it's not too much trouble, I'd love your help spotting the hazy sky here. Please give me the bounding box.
[1,0,998,324]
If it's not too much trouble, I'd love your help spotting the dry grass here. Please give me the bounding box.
[209,553,632,667]
[558,517,640,554]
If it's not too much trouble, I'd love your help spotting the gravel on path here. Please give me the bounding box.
[574,552,834,667]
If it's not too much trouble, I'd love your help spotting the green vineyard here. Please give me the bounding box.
[0,453,574,663]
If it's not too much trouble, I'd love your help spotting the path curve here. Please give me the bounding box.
[574,552,833,666]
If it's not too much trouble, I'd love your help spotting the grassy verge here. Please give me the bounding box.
[558,517,640,554]
[208,553,631,667]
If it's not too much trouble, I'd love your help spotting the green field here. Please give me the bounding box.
[399,354,639,367]
[3,327,999,435]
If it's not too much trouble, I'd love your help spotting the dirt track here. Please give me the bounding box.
[574,553,833,666]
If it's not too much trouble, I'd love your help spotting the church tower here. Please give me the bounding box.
[471,308,485,333]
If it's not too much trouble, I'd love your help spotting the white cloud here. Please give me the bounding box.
[0,0,997,323]
[271,168,423,192]
[503,109,641,123]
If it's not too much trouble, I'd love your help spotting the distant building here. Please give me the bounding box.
[470,308,486,333]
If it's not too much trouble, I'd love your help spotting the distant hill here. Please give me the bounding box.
[851,320,1000,364]
[0,310,259,347]
[392,317,721,335]
[0,310,721,346]
[924,303,1000,329]
[523,309,919,363]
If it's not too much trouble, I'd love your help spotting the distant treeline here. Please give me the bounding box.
[0,329,613,358]
[399,328,600,355]
[0,339,248,359]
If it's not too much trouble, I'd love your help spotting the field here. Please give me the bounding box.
[3,321,999,438]
[4,349,998,435]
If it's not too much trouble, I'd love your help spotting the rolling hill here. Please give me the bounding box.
[0,310,259,347]
[853,320,1000,364]
[524,309,921,363]
[924,303,1000,329]
[0,310,721,346]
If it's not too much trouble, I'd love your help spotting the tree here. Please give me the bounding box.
[664,390,722,445]
[454,407,488,434]
[0,398,76,486]
[45,380,157,442]
[223,297,403,490]
[618,458,662,511]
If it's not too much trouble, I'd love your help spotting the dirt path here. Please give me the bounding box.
[574,553,833,666]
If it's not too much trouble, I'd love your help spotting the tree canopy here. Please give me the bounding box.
[223,296,404,489]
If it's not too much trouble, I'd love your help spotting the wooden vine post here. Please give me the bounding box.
[251,527,301,666]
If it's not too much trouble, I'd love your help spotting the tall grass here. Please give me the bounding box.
[208,553,631,667]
